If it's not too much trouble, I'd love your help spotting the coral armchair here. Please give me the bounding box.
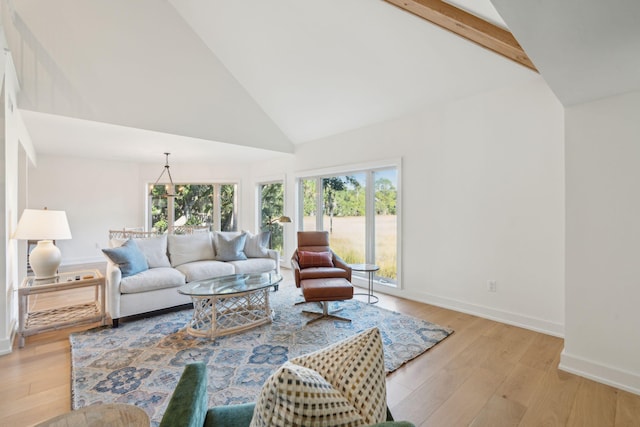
[290,231,352,287]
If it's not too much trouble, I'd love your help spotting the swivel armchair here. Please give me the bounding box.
[291,231,353,323]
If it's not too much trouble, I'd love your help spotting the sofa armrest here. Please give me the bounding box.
[204,403,256,427]
[266,249,280,275]
[105,261,123,323]
[160,362,209,427]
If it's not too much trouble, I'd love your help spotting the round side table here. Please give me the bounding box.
[350,263,380,304]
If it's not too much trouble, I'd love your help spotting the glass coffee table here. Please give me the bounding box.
[178,272,283,339]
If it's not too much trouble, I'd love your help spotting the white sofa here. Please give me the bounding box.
[104,230,279,327]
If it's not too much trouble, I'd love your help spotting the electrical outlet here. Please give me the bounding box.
[487,280,497,292]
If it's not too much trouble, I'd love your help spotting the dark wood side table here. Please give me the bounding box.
[350,263,380,304]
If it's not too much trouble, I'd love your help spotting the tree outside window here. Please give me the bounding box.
[299,167,398,283]
[149,183,237,233]
[259,182,285,253]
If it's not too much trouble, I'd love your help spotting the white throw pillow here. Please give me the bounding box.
[243,230,270,258]
[167,232,215,267]
[133,234,171,268]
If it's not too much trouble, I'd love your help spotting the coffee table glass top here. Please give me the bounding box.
[178,272,283,297]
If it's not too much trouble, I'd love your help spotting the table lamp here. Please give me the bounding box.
[13,208,72,280]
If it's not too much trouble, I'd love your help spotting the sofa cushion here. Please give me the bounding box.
[213,232,248,261]
[228,258,276,275]
[168,233,215,267]
[102,239,149,278]
[250,361,365,427]
[298,250,334,269]
[175,260,235,283]
[300,267,350,281]
[120,267,186,294]
[243,231,270,258]
[134,234,171,268]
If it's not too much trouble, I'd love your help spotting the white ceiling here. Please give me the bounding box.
[167,0,535,143]
[5,0,539,163]
[13,1,638,164]
[492,0,640,106]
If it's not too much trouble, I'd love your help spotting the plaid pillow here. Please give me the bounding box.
[250,328,387,427]
[298,250,334,268]
[250,362,364,427]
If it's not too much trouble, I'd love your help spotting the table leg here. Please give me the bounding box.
[18,294,26,348]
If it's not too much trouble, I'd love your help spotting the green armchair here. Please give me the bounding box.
[159,362,414,427]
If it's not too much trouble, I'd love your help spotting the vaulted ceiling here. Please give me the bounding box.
[4,0,639,164]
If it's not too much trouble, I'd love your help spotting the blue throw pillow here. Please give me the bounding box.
[102,239,149,277]
[215,232,248,261]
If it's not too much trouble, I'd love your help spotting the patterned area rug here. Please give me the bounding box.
[70,282,453,425]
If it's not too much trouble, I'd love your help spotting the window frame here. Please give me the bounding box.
[295,158,402,289]
[256,178,288,254]
[146,181,239,233]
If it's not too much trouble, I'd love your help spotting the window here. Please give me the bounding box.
[259,181,286,253]
[149,183,237,233]
[299,166,399,285]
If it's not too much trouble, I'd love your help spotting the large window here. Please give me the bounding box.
[259,181,286,253]
[299,166,399,285]
[149,183,237,233]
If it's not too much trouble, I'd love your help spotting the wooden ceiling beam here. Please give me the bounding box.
[383,0,537,72]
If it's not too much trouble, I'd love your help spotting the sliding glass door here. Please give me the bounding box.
[298,166,399,285]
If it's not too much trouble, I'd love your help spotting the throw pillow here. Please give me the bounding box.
[133,234,171,268]
[167,232,215,267]
[290,328,387,426]
[102,239,149,278]
[243,230,270,258]
[214,232,248,261]
[250,362,365,427]
[298,250,334,269]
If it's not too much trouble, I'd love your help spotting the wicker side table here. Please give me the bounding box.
[18,269,106,348]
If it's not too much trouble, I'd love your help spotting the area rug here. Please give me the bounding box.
[70,283,453,425]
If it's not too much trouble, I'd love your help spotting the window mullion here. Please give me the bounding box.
[365,171,376,264]
[315,178,323,231]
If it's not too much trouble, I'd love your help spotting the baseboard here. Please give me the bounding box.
[0,319,17,355]
[389,288,564,337]
[560,350,640,395]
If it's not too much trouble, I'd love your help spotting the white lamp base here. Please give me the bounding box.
[30,240,62,280]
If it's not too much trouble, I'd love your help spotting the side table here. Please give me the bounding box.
[35,403,149,427]
[350,264,380,304]
[18,269,106,348]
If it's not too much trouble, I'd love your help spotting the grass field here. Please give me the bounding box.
[302,215,397,280]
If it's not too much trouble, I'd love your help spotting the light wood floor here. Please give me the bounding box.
[2,269,640,426]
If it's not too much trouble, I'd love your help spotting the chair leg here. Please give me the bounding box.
[302,301,351,324]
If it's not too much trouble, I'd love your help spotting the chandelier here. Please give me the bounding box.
[149,153,179,197]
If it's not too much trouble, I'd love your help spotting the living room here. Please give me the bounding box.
[2,0,640,425]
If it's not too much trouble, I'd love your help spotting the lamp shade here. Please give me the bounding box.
[13,209,72,240]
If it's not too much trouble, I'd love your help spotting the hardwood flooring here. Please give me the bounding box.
[1,269,639,426]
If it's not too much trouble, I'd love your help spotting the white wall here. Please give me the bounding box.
[26,157,256,266]
[1,53,27,355]
[23,77,565,340]
[562,91,640,393]
[261,77,566,335]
